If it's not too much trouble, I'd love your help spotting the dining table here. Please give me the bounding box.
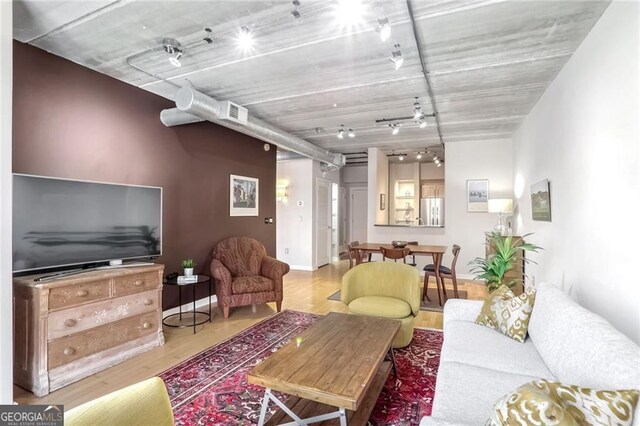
[351,242,449,304]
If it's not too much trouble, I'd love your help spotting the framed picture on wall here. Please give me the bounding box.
[467,179,489,212]
[380,193,386,211]
[531,179,551,221]
[230,174,259,216]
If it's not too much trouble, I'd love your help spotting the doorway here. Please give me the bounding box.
[349,187,368,243]
[315,179,331,267]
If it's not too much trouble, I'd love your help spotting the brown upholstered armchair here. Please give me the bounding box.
[210,237,290,319]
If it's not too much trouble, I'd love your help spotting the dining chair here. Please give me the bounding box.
[406,241,419,266]
[347,241,364,269]
[423,244,461,305]
[380,247,411,263]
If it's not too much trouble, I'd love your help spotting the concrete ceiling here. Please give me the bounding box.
[14,0,609,159]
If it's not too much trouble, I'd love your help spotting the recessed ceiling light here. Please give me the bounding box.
[335,0,365,29]
[376,18,391,42]
[236,26,254,52]
[348,129,356,138]
[389,43,403,70]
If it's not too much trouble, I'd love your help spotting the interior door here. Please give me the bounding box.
[316,179,331,267]
[350,187,368,243]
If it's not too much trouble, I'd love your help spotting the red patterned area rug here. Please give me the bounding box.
[160,310,443,426]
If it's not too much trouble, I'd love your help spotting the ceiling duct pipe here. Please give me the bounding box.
[161,87,345,169]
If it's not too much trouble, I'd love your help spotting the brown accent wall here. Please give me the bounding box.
[12,42,277,310]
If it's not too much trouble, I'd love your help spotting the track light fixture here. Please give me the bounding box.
[163,38,183,67]
[291,0,301,18]
[376,17,391,41]
[418,117,428,128]
[335,0,365,29]
[389,43,403,70]
[236,26,254,52]
[203,28,213,44]
[413,98,422,119]
[399,154,404,161]
[348,128,356,138]
[337,125,345,139]
[437,162,442,167]
[416,152,423,160]
[389,124,400,135]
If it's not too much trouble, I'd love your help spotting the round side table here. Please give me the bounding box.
[162,274,212,334]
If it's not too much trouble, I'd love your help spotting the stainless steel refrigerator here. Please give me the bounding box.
[420,198,445,227]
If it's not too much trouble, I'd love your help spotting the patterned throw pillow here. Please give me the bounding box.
[475,285,535,342]
[487,379,640,426]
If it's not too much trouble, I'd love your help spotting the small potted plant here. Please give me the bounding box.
[181,259,196,277]
[470,231,541,293]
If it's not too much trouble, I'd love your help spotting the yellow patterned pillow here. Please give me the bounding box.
[476,285,535,342]
[487,380,639,426]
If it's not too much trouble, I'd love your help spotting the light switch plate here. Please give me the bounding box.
[297,201,304,207]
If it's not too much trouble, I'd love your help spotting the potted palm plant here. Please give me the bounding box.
[181,259,196,277]
[470,231,541,293]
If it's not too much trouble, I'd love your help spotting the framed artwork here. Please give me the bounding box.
[531,179,551,221]
[467,179,489,212]
[379,193,386,211]
[230,174,259,216]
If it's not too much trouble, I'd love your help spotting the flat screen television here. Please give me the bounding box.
[13,174,162,273]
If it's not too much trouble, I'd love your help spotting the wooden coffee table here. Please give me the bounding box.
[248,312,400,426]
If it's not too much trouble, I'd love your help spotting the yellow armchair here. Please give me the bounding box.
[65,377,174,426]
[341,262,421,348]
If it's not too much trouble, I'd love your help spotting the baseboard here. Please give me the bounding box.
[288,265,316,271]
[163,294,218,317]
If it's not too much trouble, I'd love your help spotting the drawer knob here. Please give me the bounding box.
[134,280,143,287]
[143,299,153,306]
[63,347,75,356]
[142,322,152,329]
[76,290,88,297]
[64,319,77,327]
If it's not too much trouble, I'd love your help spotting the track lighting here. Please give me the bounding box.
[389,124,399,135]
[413,98,422,119]
[337,125,345,139]
[437,162,442,167]
[236,26,254,52]
[348,128,356,138]
[418,118,427,128]
[389,43,403,70]
[335,0,365,29]
[399,154,404,161]
[163,38,183,67]
[416,153,422,160]
[376,18,391,41]
[291,0,301,18]
[203,28,213,44]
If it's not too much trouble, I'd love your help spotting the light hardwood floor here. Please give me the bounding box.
[13,260,486,409]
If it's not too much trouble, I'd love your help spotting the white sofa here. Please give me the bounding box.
[421,282,640,426]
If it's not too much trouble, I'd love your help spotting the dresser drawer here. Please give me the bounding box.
[48,312,159,369]
[113,272,159,296]
[47,289,159,340]
[49,280,110,310]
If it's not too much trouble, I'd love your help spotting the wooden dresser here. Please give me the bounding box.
[13,264,165,396]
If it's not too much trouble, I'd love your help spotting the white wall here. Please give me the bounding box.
[340,164,367,186]
[276,159,339,270]
[276,159,314,270]
[0,0,13,404]
[512,1,640,343]
[368,149,389,226]
[368,140,513,274]
[420,162,445,180]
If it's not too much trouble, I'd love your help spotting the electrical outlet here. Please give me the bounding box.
[297,201,304,207]
[285,248,289,254]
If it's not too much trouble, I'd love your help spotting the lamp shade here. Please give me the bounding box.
[488,198,513,213]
